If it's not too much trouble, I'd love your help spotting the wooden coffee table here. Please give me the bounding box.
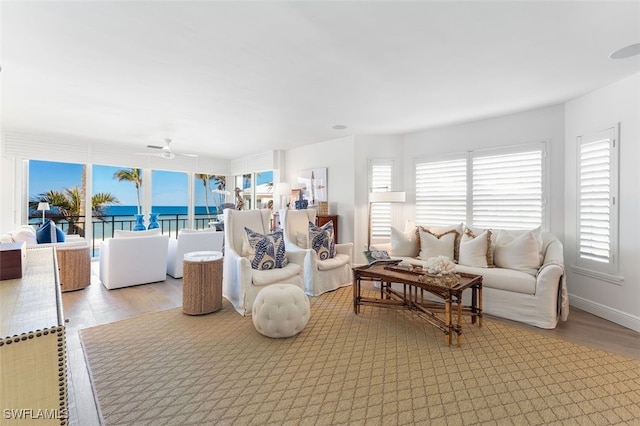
[353,261,482,346]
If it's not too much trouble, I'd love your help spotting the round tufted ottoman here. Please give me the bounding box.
[252,284,310,338]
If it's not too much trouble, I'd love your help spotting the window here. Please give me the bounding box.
[415,156,467,226]
[414,142,546,229]
[471,146,543,229]
[233,171,273,211]
[369,160,393,241]
[576,126,619,275]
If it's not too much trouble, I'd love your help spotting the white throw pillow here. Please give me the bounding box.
[11,226,37,245]
[459,230,492,268]
[114,228,161,238]
[390,226,419,257]
[421,223,463,261]
[493,230,541,275]
[418,228,457,260]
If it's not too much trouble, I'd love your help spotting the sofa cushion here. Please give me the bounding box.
[296,231,309,249]
[317,253,350,271]
[244,227,288,270]
[252,262,303,286]
[178,228,217,235]
[420,223,463,261]
[456,264,537,295]
[11,226,38,245]
[309,221,335,260]
[390,226,419,257]
[418,228,457,261]
[114,228,161,238]
[459,229,493,268]
[36,220,66,244]
[493,229,541,275]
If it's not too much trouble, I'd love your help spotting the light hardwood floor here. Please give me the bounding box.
[62,260,640,426]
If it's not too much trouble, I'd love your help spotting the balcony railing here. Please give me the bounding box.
[28,214,218,257]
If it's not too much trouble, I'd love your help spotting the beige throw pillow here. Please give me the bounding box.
[459,229,493,268]
[418,228,457,261]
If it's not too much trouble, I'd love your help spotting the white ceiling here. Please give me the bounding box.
[1,1,639,160]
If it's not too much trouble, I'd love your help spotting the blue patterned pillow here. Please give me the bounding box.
[244,227,288,270]
[309,221,336,260]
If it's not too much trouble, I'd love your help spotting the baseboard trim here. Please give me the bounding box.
[569,293,640,333]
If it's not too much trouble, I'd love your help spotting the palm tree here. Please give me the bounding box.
[211,175,226,212]
[195,173,213,217]
[113,168,143,214]
[30,186,119,236]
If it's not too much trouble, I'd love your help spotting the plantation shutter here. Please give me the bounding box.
[415,157,467,226]
[577,128,617,267]
[370,161,393,240]
[471,146,544,229]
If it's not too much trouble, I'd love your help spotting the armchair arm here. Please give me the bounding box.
[222,245,254,310]
[335,242,354,266]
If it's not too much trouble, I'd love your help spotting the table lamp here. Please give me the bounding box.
[37,202,50,224]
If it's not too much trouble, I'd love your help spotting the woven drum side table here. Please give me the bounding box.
[56,245,91,292]
[182,251,223,315]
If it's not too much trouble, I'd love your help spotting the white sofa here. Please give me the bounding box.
[382,224,568,329]
[167,228,224,278]
[99,230,169,290]
[0,224,88,249]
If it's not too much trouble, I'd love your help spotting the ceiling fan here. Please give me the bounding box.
[146,138,197,159]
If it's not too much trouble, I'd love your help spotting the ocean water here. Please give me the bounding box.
[104,205,217,216]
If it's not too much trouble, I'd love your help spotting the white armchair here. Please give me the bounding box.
[222,208,305,316]
[99,230,169,290]
[167,228,224,278]
[279,209,353,296]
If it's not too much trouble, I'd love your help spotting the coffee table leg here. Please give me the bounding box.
[445,297,452,345]
[457,298,463,347]
[478,285,483,327]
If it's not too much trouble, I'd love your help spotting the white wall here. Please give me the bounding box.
[284,135,357,245]
[403,104,566,237]
[564,73,640,332]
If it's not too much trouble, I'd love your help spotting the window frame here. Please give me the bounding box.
[414,152,468,227]
[574,125,620,278]
[413,141,548,230]
[368,159,395,243]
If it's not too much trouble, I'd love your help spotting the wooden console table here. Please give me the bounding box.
[0,247,68,424]
[316,215,338,243]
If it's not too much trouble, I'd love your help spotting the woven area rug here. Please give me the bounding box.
[80,287,640,425]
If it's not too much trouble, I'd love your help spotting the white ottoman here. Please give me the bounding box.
[252,284,310,338]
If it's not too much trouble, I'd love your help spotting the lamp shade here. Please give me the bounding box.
[368,191,406,203]
[37,202,50,211]
[276,182,291,196]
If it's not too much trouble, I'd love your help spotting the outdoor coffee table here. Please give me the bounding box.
[353,260,482,346]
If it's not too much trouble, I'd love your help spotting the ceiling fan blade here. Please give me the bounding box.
[147,145,163,150]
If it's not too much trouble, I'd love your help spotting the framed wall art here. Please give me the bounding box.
[296,167,327,207]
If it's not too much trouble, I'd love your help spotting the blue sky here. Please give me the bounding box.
[29,160,272,207]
